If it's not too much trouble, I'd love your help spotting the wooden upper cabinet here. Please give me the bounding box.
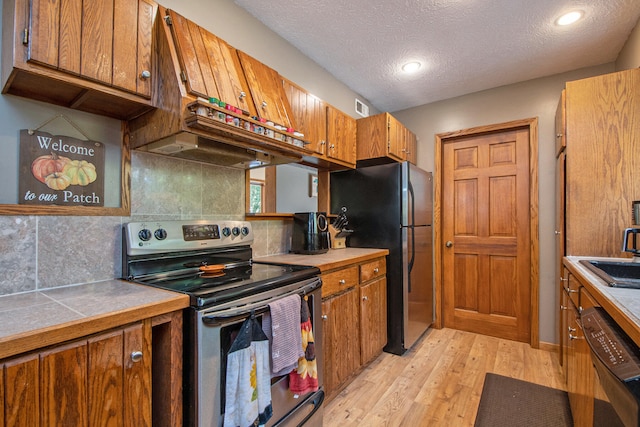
[164,8,256,116]
[237,51,295,128]
[356,112,417,164]
[326,105,356,166]
[2,0,156,119]
[283,78,327,156]
[30,0,154,95]
[564,69,640,257]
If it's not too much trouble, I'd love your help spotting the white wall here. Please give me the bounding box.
[617,16,640,70]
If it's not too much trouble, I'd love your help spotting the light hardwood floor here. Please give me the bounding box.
[323,327,565,426]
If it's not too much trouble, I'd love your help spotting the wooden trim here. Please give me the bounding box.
[434,117,540,347]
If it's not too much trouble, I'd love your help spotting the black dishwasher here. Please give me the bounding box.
[582,306,640,427]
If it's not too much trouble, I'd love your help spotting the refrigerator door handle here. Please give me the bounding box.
[407,181,416,293]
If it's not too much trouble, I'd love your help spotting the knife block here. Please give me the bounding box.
[329,225,346,249]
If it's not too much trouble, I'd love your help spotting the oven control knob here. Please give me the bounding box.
[138,229,152,242]
[222,227,231,237]
[241,226,250,236]
[232,227,240,236]
[154,228,167,240]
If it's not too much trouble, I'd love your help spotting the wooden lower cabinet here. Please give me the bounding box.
[321,256,387,400]
[0,311,183,427]
[560,269,614,427]
[322,288,361,398]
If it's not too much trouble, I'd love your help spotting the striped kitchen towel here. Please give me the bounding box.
[268,293,304,375]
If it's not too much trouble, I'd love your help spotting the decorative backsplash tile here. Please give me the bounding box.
[0,216,37,294]
[0,151,290,296]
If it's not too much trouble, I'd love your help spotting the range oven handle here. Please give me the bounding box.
[201,277,321,325]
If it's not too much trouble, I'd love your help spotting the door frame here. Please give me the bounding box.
[433,118,540,347]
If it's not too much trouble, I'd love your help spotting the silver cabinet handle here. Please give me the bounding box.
[131,351,143,363]
[261,101,268,108]
[446,241,453,248]
[339,279,346,285]
[373,267,379,274]
[140,70,151,80]
[321,315,328,320]
[362,296,368,301]
[239,91,246,99]
[568,326,576,333]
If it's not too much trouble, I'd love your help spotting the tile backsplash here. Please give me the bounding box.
[0,151,291,296]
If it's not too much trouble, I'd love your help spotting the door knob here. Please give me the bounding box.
[446,241,453,248]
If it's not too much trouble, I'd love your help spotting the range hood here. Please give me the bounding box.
[141,132,300,169]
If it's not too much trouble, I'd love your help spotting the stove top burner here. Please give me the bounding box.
[134,262,319,307]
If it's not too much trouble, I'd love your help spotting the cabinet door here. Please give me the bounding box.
[560,289,569,381]
[29,0,154,97]
[322,289,360,397]
[403,128,417,164]
[165,9,255,115]
[326,106,356,166]
[360,276,387,365]
[237,51,294,128]
[283,79,327,155]
[565,69,640,256]
[87,323,151,427]
[113,0,155,96]
[2,354,39,426]
[387,114,405,161]
[123,322,152,426]
[40,341,88,426]
[89,329,125,426]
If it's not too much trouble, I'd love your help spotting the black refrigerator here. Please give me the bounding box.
[330,161,433,355]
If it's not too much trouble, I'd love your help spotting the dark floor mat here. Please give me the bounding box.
[474,373,573,427]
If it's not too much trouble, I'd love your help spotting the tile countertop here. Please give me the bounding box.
[0,280,189,360]
[254,247,390,272]
[564,256,640,346]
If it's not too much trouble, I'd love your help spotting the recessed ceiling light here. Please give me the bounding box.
[556,11,583,26]
[401,61,421,73]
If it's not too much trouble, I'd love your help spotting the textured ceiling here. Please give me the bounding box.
[233,0,640,113]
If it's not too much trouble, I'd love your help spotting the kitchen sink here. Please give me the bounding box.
[580,260,640,289]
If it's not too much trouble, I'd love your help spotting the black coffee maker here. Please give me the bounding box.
[623,201,640,257]
[291,212,330,254]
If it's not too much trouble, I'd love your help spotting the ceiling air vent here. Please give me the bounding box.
[355,98,369,117]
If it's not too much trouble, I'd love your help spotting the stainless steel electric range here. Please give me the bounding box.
[122,219,324,427]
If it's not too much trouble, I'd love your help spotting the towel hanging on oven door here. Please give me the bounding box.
[289,295,319,395]
[224,315,273,427]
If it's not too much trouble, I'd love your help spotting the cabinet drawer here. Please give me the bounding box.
[322,266,358,298]
[360,258,386,283]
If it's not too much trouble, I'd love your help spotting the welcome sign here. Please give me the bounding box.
[18,130,105,206]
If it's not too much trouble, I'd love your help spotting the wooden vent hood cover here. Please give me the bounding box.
[127,6,313,169]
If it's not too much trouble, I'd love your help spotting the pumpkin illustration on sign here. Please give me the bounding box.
[63,160,97,186]
[30,152,97,190]
[31,152,70,184]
